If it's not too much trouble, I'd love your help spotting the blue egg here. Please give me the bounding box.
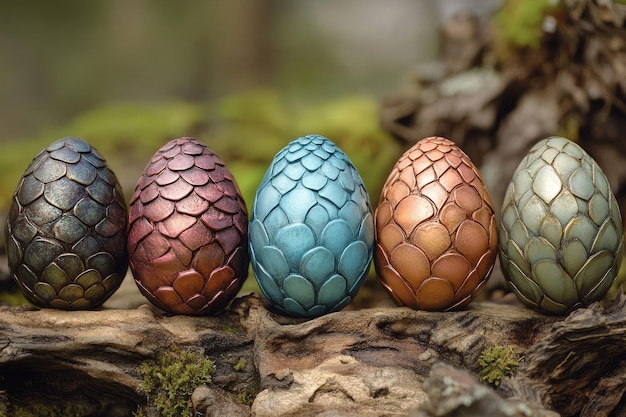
[250,134,374,317]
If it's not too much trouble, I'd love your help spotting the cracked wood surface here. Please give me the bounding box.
[0,292,625,416]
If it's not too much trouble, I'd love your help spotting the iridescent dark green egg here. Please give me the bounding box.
[5,137,128,309]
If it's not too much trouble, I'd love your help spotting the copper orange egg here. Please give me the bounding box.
[374,137,497,311]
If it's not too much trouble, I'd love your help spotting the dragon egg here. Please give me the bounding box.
[499,136,623,314]
[374,136,498,311]
[249,134,374,318]
[6,137,128,309]
[128,137,249,316]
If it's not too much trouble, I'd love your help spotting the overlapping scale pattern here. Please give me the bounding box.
[374,137,497,311]
[5,137,128,309]
[250,134,374,318]
[128,137,248,315]
[499,136,624,314]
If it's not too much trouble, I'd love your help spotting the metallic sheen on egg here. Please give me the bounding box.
[374,137,498,311]
[249,134,374,318]
[6,137,128,309]
[128,137,248,315]
[499,136,624,314]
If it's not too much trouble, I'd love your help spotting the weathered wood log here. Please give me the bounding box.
[501,296,626,417]
[0,297,255,416]
[1,289,625,416]
[250,295,558,417]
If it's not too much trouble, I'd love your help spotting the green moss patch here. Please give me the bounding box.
[478,343,520,387]
[135,345,214,417]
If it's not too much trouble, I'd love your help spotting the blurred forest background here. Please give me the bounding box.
[0,0,500,303]
[3,0,625,306]
[0,0,501,211]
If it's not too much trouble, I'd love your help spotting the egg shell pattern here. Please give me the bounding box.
[5,137,128,309]
[128,137,249,316]
[249,134,374,318]
[374,137,498,311]
[499,136,624,314]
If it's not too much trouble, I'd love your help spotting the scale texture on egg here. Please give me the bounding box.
[5,137,128,309]
[374,137,498,311]
[499,136,624,314]
[249,134,374,318]
[128,137,248,316]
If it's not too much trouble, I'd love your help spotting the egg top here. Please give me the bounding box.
[128,137,249,316]
[5,136,128,309]
[499,136,624,314]
[249,134,374,318]
[374,136,497,311]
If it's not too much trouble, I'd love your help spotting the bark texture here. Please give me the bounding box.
[2,292,626,416]
[381,0,626,214]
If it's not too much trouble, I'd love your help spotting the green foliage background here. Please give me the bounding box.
[0,89,401,215]
[0,90,402,299]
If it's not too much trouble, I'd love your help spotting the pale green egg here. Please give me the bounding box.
[499,136,623,314]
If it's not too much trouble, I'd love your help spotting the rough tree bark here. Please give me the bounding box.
[2,291,626,416]
[381,0,626,213]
